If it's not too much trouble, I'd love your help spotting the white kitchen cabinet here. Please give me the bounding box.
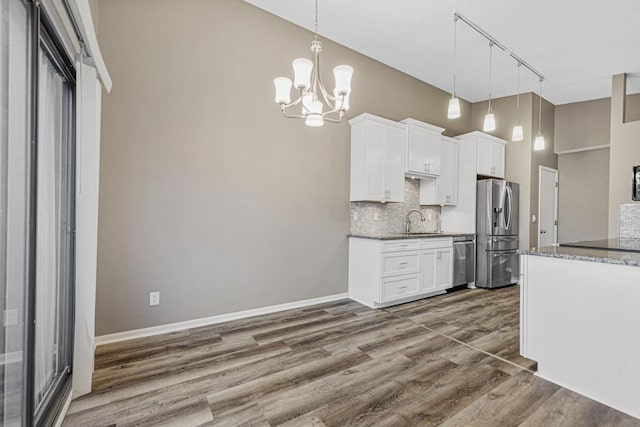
[476,134,506,178]
[350,114,406,202]
[348,236,453,308]
[419,136,459,206]
[421,238,453,292]
[401,119,445,178]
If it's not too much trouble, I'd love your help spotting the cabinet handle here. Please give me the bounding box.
[398,262,408,265]
[399,244,408,247]
[399,285,408,290]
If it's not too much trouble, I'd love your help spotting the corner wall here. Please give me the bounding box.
[609,74,640,236]
[95,0,473,335]
[554,98,611,243]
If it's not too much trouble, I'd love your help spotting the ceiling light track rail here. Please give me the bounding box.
[454,12,545,83]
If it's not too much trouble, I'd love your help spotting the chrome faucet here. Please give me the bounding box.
[405,209,426,233]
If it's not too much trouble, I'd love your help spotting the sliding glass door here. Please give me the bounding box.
[33,23,75,425]
[1,1,76,425]
[0,1,32,425]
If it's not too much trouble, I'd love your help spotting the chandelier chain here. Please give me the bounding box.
[314,0,318,35]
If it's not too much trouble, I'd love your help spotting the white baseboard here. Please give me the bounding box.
[95,293,349,346]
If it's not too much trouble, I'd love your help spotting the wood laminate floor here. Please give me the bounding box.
[64,286,640,426]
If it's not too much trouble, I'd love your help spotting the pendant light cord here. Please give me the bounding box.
[452,16,458,96]
[488,42,493,111]
[516,63,521,123]
[538,78,543,132]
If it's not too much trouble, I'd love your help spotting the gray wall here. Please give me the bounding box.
[95,0,473,335]
[609,74,640,237]
[553,98,611,242]
[554,98,610,153]
[557,149,610,243]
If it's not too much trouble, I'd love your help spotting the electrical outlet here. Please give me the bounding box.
[149,292,160,306]
[3,309,18,326]
[373,212,380,221]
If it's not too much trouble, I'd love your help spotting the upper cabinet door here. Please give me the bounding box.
[476,134,506,179]
[420,137,459,206]
[406,125,427,175]
[385,125,407,202]
[364,121,387,200]
[402,119,445,178]
[349,114,407,202]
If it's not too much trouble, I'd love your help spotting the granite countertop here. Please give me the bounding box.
[348,232,475,240]
[560,238,640,253]
[519,246,640,267]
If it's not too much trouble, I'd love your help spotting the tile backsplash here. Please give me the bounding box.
[350,178,441,234]
[620,203,640,238]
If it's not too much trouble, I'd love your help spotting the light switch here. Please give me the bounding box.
[532,214,537,223]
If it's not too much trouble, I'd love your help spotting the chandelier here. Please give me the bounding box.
[273,0,353,127]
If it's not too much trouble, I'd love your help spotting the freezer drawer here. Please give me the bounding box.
[477,250,519,288]
[486,235,519,251]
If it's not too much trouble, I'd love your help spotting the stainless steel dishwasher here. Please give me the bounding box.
[453,235,475,286]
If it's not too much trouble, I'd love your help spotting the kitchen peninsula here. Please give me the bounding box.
[519,240,640,419]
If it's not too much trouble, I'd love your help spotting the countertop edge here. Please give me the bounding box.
[348,232,476,241]
[518,249,640,267]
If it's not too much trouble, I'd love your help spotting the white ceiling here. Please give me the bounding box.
[245,0,640,105]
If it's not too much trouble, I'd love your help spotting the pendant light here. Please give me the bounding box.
[273,0,353,127]
[512,62,524,141]
[534,78,545,150]
[483,42,496,132]
[447,15,461,119]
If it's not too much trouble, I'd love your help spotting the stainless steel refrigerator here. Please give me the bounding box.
[476,179,519,288]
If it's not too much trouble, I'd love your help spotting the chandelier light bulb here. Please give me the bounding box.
[512,124,524,141]
[273,77,292,104]
[483,111,496,132]
[333,65,353,96]
[448,97,461,119]
[534,132,545,150]
[305,100,324,127]
[292,58,313,90]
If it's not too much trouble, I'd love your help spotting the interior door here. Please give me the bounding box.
[538,167,558,248]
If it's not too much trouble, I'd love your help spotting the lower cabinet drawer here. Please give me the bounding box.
[380,274,420,303]
[381,251,420,276]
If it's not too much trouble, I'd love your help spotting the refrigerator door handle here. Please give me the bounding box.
[506,185,513,231]
[487,183,492,227]
[500,183,507,229]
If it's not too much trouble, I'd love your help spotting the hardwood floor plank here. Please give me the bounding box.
[207,347,371,414]
[260,353,416,425]
[520,388,640,427]
[438,370,560,427]
[68,346,330,421]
